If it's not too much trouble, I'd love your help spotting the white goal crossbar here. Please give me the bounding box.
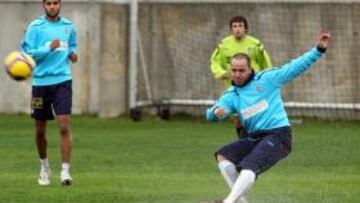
[136,99,360,110]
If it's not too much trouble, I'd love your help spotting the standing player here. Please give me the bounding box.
[205,30,331,203]
[210,15,272,138]
[21,0,78,186]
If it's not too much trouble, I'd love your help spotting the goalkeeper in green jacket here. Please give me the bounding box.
[210,15,273,137]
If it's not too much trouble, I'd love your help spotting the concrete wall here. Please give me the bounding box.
[0,1,128,117]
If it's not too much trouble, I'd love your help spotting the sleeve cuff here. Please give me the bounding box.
[316,46,327,53]
[46,44,52,52]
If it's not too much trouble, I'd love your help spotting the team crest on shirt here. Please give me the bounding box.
[255,84,264,93]
[247,47,255,56]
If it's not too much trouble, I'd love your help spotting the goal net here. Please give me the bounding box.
[130,0,360,120]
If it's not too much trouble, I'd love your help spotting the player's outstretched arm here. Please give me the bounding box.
[262,29,331,87]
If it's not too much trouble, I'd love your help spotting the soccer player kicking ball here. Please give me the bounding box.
[205,29,331,203]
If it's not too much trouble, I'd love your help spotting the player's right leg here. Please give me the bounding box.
[32,85,54,186]
[223,169,256,203]
[217,155,250,203]
[35,120,51,186]
[217,155,238,189]
[214,137,258,203]
[35,120,48,162]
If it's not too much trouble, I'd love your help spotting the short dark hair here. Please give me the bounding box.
[43,0,61,3]
[229,15,248,31]
[231,53,251,67]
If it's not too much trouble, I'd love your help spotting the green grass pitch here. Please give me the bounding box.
[0,114,359,203]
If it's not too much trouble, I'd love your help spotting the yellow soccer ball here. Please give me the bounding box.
[4,51,35,81]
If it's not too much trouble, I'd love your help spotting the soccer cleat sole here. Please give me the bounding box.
[38,180,50,186]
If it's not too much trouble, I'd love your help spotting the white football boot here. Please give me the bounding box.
[38,169,50,186]
[60,170,72,186]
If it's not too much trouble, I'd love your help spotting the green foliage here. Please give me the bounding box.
[0,115,359,203]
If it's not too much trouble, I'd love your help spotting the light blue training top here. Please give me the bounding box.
[206,47,324,133]
[21,15,77,86]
